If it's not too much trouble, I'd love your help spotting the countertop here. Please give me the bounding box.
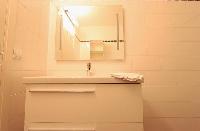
[23,75,144,84]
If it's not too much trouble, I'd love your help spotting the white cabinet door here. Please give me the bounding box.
[95,84,143,122]
[97,123,144,131]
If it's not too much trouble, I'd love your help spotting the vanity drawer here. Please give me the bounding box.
[27,123,144,131]
[27,84,96,122]
[26,84,142,123]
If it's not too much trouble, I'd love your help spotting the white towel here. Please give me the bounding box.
[110,73,144,82]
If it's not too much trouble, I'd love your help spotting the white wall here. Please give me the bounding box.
[141,2,200,131]
[0,0,7,129]
[2,0,49,131]
[47,0,200,131]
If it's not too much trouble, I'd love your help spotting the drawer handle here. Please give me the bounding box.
[28,127,96,131]
[29,88,96,93]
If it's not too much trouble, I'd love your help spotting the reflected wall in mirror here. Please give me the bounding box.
[54,5,125,60]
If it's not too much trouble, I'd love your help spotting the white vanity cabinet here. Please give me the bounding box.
[23,77,144,131]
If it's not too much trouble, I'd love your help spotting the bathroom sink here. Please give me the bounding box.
[23,75,143,84]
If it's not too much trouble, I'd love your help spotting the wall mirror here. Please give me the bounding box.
[55,5,125,60]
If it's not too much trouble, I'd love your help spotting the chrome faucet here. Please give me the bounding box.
[86,62,92,76]
[87,62,91,71]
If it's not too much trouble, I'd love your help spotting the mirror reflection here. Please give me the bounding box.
[55,5,125,60]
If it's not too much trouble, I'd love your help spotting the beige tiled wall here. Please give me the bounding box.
[0,0,7,130]
[140,1,200,131]
[3,0,200,131]
[2,0,49,131]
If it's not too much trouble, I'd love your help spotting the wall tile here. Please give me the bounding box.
[144,118,198,131]
[144,102,194,118]
[132,56,161,71]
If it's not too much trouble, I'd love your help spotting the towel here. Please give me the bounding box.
[110,73,144,82]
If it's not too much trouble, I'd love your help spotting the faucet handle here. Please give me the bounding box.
[87,62,91,71]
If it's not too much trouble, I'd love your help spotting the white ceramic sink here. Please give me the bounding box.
[23,75,143,84]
